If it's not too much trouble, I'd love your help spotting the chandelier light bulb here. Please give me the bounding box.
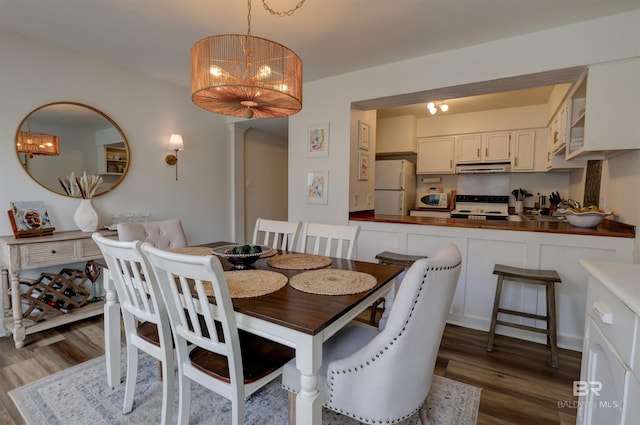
[209,66,223,77]
[427,102,435,109]
[256,65,272,79]
[440,103,449,112]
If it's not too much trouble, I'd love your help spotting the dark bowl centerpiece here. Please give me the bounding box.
[212,243,270,269]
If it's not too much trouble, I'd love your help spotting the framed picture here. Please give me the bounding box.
[307,122,329,157]
[358,152,370,181]
[358,120,370,150]
[306,169,329,204]
[8,200,56,238]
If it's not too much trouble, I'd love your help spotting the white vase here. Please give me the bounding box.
[74,199,100,232]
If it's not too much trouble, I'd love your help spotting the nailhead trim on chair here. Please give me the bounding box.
[322,261,462,424]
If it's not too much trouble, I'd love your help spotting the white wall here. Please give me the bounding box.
[288,10,640,261]
[244,128,288,238]
[0,30,234,245]
[349,109,377,213]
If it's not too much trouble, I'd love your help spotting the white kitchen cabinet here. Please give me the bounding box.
[456,131,510,163]
[578,261,640,425]
[580,318,625,424]
[550,100,569,154]
[546,125,586,171]
[566,73,587,159]
[483,131,511,161]
[511,130,535,171]
[566,58,640,160]
[544,94,585,171]
[417,136,455,174]
[455,133,482,162]
[376,115,417,155]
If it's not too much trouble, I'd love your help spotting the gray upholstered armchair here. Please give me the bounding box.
[282,243,462,425]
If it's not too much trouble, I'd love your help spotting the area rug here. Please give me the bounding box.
[9,351,481,425]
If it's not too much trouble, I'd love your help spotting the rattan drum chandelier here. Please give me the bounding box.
[16,119,60,157]
[191,0,304,119]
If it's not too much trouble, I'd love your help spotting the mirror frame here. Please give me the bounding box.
[15,102,130,198]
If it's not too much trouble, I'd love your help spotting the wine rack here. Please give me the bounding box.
[21,268,91,322]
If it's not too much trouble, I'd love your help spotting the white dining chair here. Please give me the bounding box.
[142,244,296,425]
[299,222,360,260]
[282,243,462,425]
[117,218,188,249]
[252,218,302,252]
[91,233,174,425]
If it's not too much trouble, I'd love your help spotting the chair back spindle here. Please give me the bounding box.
[300,222,360,260]
[252,218,302,252]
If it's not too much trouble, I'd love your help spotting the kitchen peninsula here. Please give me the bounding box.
[350,211,635,238]
[349,211,635,352]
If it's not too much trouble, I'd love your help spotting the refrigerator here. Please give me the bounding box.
[374,159,416,215]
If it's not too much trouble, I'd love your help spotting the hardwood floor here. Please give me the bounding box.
[0,314,581,425]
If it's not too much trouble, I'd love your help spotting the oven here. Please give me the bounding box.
[450,195,509,220]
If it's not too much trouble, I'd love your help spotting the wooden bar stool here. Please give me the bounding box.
[487,264,561,368]
[371,251,426,325]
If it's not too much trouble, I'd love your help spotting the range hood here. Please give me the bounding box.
[455,163,511,174]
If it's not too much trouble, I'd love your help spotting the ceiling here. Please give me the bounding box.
[2,0,639,136]
[376,85,561,119]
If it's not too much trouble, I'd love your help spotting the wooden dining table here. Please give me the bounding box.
[102,242,403,425]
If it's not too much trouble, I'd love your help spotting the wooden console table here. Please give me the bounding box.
[0,229,117,348]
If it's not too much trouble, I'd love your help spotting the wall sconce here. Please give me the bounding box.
[165,134,184,181]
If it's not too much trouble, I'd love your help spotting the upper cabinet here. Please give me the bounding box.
[456,131,510,163]
[511,130,535,171]
[546,99,585,171]
[417,136,455,174]
[549,100,568,154]
[376,115,417,155]
[566,58,640,160]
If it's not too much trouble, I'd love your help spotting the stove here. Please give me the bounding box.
[450,195,509,220]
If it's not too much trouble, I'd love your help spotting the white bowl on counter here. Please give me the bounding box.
[561,210,611,228]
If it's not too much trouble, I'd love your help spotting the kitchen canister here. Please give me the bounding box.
[515,200,524,214]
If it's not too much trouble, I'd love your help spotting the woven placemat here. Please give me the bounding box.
[289,269,377,295]
[169,246,213,255]
[202,270,288,299]
[267,253,332,270]
[168,247,287,298]
[259,249,278,258]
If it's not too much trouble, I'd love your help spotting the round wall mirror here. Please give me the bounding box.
[15,102,130,197]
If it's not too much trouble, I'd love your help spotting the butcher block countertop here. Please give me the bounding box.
[349,211,635,238]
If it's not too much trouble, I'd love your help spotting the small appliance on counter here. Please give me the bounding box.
[450,194,509,220]
[374,159,416,215]
[417,191,450,209]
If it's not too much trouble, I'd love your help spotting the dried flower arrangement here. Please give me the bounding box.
[58,172,103,199]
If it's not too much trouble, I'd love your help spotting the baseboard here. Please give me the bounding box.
[447,313,583,352]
